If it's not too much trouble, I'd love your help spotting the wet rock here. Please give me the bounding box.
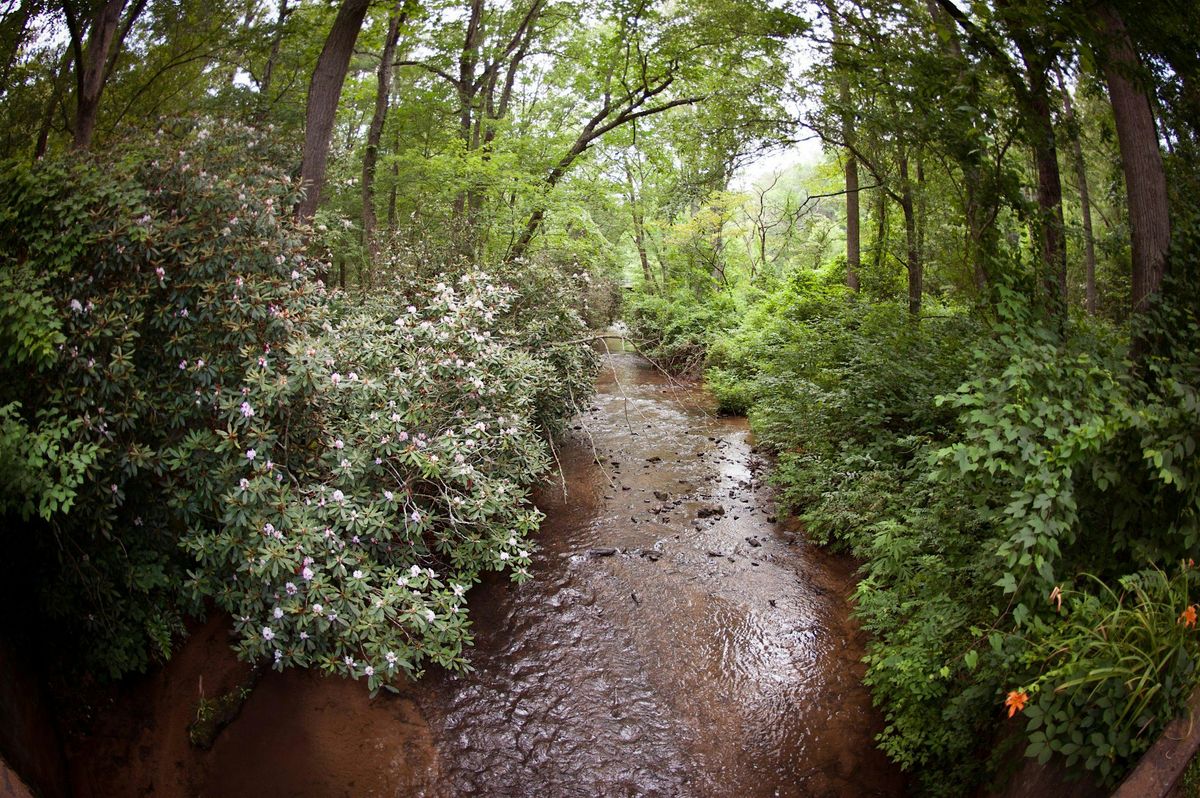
[621,485,631,491]
[706,550,723,558]
[642,550,662,562]
[646,456,662,463]
[767,515,777,523]
[769,599,777,608]
[745,537,761,548]
[653,490,669,501]
[696,504,724,519]
[588,547,618,557]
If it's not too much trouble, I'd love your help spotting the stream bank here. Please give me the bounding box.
[67,349,902,797]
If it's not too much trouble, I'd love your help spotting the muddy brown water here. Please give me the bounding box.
[68,349,903,798]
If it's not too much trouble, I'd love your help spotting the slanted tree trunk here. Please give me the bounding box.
[33,46,73,160]
[362,3,408,263]
[1096,5,1170,316]
[296,0,371,222]
[0,0,37,91]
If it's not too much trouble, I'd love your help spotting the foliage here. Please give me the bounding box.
[0,124,596,682]
[1019,566,1200,785]
[637,257,1200,793]
[0,123,317,676]
[186,273,569,687]
[624,288,737,374]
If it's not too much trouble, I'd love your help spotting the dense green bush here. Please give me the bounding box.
[623,288,737,373]
[0,126,597,681]
[0,126,322,675]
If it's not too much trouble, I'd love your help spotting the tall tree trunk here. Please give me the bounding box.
[1011,38,1067,311]
[387,125,401,231]
[900,155,922,317]
[845,153,861,292]
[925,0,990,294]
[1057,69,1098,315]
[296,0,371,222]
[1096,5,1170,316]
[824,0,860,292]
[871,188,888,275]
[362,3,407,262]
[68,0,131,150]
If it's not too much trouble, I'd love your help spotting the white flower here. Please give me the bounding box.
[263,523,275,536]
[240,401,255,418]
[499,551,510,561]
[332,489,345,503]
[344,655,354,667]
[179,359,188,369]
[291,270,301,281]
[353,569,363,579]
[69,299,83,313]
[384,490,394,502]
[348,372,358,381]
[285,582,297,595]
[302,567,314,581]
[424,609,435,622]
[273,607,283,619]
[396,576,408,587]
[333,439,344,449]
[262,626,274,641]
[507,536,517,547]
[246,449,257,461]
[410,510,421,523]
[409,565,421,577]
[386,651,397,666]
[452,583,465,597]
[364,665,374,677]
[331,372,341,386]
[240,478,250,490]
[299,631,309,640]
[155,266,165,281]
[518,549,529,558]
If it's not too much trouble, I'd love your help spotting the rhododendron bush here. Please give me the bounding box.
[0,124,597,681]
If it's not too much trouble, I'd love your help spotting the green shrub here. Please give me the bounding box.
[0,124,597,682]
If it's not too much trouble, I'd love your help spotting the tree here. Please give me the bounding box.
[61,0,147,149]
[362,1,414,261]
[1093,4,1170,316]
[297,0,372,222]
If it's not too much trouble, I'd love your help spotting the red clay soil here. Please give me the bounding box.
[67,617,438,797]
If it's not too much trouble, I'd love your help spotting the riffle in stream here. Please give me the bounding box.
[69,349,903,798]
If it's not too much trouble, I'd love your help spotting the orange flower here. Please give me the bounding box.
[1180,605,1198,628]
[1005,690,1028,718]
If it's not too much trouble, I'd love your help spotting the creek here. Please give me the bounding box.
[69,348,902,797]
